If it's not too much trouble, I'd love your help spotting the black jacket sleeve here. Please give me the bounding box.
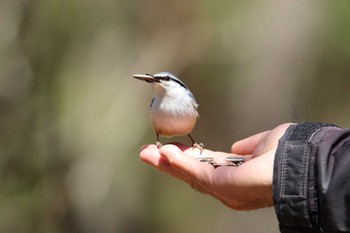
[273,122,350,233]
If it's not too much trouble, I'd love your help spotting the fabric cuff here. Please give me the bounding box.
[272,122,337,232]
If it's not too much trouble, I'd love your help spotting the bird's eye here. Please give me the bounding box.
[164,76,171,81]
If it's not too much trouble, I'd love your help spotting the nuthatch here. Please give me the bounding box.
[133,72,204,152]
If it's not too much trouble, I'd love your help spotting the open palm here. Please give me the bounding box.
[139,123,292,210]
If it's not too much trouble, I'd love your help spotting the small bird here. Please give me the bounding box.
[133,72,204,152]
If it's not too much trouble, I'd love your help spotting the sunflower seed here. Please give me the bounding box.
[197,156,245,167]
[224,156,245,166]
[196,157,214,165]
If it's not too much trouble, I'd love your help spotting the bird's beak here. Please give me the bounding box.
[132,74,158,83]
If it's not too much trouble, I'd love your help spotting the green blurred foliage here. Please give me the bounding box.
[0,0,349,232]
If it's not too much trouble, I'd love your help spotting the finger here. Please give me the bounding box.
[140,144,213,195]
[165,142,219,158]
[252,123,293,157]
[139,145,192,184]
[231,131,270,155]
[160,144,221,195]
[159,144,216,185]
[168,142,240,163]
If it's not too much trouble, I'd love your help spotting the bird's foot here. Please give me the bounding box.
[192,142,204,154]
[156,141,163,149]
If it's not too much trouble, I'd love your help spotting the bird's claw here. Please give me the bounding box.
[192,142,204,154]
[156,141,163,148]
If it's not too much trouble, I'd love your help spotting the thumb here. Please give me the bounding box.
[231,131,269,155]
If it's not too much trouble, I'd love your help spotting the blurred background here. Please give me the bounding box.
[1,0,349,232]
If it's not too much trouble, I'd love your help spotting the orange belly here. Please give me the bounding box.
[150,113,197,137]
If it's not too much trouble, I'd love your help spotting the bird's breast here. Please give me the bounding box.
[150,97,198,137]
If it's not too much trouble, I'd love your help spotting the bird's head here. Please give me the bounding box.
[133,72,189,92]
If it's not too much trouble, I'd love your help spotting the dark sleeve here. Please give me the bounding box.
[273,122,350,233]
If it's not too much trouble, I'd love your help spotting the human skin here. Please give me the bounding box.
[139,123,292,210]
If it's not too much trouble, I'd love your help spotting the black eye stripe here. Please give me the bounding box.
[154,75,188,89]
[170,78,188,89]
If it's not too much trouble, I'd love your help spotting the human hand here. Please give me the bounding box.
[139,123,292,210]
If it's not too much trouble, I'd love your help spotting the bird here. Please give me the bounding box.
[133,72,204,152]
